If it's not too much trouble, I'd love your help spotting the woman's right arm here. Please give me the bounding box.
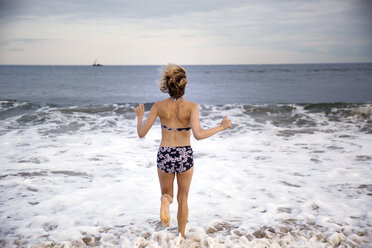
[190,103,231,140]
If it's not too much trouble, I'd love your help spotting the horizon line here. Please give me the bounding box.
[0,61,371,66]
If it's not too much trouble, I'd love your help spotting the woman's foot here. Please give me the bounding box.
[160,194,172,227]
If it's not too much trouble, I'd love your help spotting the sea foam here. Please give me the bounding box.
[0,101,371,247]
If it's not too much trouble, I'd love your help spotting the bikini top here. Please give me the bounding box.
[161,96,191,131]
[161,124,191,131]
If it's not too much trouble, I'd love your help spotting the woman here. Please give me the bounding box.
[134,63,231,237]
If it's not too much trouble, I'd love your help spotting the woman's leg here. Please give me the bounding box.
[176,167,194,237]
[157,168,175,227]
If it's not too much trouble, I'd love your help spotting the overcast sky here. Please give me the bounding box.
[0,0,371,65]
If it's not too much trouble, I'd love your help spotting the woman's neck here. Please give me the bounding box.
[171,96,182,102]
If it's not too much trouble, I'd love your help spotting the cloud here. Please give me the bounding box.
[9,48,23,52]
[0,0,245,22]
[0,0,371,64]
[0,38,59,46]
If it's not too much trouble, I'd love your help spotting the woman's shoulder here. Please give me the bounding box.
[182,99,198,106]
[154,99,169,107]
[154,98,198,111]
[181,100,198,113]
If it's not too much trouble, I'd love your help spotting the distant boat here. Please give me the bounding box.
[92,59,102,66]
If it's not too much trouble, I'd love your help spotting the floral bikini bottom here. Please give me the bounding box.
[157,146,194,173]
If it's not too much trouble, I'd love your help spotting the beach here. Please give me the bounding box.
[0,101,371,247]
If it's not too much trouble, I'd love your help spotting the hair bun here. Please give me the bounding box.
[157,63,187,98]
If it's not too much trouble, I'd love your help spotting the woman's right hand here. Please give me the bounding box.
[220,116,232,130]
[134,104,144,118]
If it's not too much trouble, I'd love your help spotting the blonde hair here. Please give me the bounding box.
[157,63,187,98]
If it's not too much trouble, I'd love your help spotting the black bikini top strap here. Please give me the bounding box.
[161,124,191,131]
[175,126,191,131]
[161,124,177,131]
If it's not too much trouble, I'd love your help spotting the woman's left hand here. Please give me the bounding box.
[220,115,232,130]
[134,104,145,118]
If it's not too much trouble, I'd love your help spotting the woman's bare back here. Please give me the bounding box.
[157,98,193,147]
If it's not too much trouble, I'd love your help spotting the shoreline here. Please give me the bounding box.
[2,221,370,248]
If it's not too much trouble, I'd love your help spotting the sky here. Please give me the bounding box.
[0,0,371,65]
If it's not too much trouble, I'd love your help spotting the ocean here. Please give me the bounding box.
[1,63,372,105]
[0,63,371,247]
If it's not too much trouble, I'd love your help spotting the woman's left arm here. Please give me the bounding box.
[134,103,158,138]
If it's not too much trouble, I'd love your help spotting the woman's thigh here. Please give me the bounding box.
[176,167,194,198]
[157,168,175,197]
